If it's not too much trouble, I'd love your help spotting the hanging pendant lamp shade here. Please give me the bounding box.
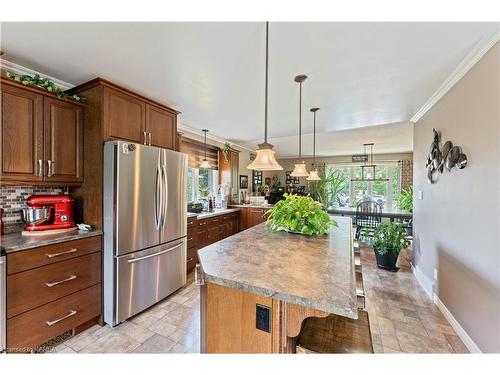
[247,22,283,171]
[307,107,321,181]
[200,129,211,169]
[291,74,309,177]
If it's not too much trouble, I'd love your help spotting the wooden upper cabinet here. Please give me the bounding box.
[145,103,176,149]
[103,86,145,144]
[0,80,84,186]
[1,84,44,183]
[43,97,83,183]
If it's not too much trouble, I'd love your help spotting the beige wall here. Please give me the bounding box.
[263,152,413,186]
[413,42,500,352]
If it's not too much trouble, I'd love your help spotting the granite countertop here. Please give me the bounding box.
[188,208,241,220]
[229,204,274,209]
[198,216,358,319]
[0,229,103,254]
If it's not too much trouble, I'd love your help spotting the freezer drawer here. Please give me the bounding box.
[114,239,186,325]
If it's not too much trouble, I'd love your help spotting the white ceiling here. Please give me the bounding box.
[1,22,497,157]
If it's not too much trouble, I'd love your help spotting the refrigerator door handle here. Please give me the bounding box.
[161,164,168,229]
[127,243,183,264]
[154,165,162,230]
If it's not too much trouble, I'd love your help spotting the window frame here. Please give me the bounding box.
[327,162,402,209]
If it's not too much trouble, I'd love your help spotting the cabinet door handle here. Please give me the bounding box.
[46,310,77,326]
[46,248,78,258]
[148,132,152,145]
[37,159,43,177]
[143,131,147,145]
[47,160,54,177]
[45,274,77,288]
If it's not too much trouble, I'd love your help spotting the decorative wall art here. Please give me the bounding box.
[239,175,248,189]
[426,128,468,184]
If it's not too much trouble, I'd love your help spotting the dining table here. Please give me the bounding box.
[327,206,413,222]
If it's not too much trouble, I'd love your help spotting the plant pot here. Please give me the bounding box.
[373,247,400,271]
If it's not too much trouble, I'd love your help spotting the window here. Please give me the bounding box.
[186,166,219,203]
[328,163,402,209]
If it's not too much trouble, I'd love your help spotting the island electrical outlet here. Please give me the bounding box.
[256,304,271,333]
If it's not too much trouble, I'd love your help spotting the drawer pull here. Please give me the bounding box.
[45,274,77,288]
[46,248,78,258]
[46,310,78,326]
[187,237,193,241]
[187,257,194,262]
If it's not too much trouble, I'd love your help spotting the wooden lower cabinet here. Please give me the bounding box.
[187,211,241,274]
[239,207,269,231]
[7,253,101,318]
[6,235,102,353]
[7,285,101,352]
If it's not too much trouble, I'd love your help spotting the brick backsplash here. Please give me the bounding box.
[0,186,69,225]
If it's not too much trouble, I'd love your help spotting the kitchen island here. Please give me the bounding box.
[197,216,358,353]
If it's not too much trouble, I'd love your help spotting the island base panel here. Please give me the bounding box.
[200,282,333,354]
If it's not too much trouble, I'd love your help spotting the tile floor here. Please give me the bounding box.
[362,246,468,353]
[49,246,468,354]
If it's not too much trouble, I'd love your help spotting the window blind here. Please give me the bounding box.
[179,137,219,170]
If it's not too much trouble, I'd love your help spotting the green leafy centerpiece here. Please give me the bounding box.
[266,193,336,236]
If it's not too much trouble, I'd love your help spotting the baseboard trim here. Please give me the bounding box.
[411,264,434,300]
[433,295,482,354]
[410,265,482,353]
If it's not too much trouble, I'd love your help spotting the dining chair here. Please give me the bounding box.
[355,199,382,240]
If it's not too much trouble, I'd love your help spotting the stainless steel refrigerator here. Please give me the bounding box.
[103,140,187,327]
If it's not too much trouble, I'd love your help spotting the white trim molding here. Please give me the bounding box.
[0,59,75,90]
[411,27,500,123]
[434,295,482,353]
[411,264,434,299]
[411,264,482,353]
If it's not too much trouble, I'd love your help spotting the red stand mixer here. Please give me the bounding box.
[21,195,76,232]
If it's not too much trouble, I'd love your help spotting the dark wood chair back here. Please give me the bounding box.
[355,200,382,239]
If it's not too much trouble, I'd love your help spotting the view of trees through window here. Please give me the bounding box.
[186,166,218,203]
[327,163,401,209]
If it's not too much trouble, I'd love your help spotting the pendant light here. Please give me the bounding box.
[350,143,388,182]
[247,22,283,171]
[306,107,321,181]
[200,129,211,169]
[291,75,309,177]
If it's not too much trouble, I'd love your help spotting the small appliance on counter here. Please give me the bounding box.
[20,195,77,236]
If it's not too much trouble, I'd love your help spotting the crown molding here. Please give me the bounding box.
[0,59,75,90]
[177,122,255,153]
[411,27,500,123]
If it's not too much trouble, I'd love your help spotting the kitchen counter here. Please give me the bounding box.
[0,229,103,254]
[198,215,357,319]
[229,204,274,209]
[188,208,240,220]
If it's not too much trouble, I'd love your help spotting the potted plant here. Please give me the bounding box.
[372,222,411,271]
[396,187,413,212]
[311,168,346,209]
[266,193,336,236]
